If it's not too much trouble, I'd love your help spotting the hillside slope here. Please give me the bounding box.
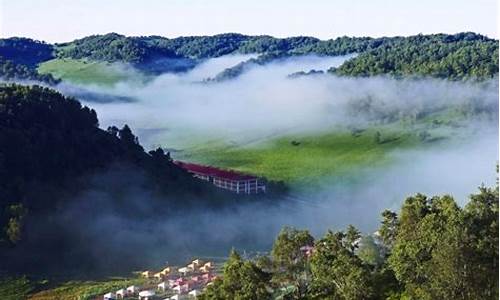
[0,84,235,276]
[331,33,499,79]
[2,32,496,84]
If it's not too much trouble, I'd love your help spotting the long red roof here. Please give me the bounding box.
[175,161,257,181]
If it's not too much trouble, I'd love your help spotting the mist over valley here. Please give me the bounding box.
[0,28,498,299]
[25,53,497,271]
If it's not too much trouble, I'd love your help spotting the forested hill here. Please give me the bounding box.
[0,84,238,275]
[0,32,497,81]
[54,32,497,80]
[0,38,59,84]
[0,37,54,66]
[53,32,497,62]
[331,33,499,79]
[0,57,60,84]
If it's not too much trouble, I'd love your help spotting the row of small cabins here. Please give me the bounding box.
[103,259,217,300]
[175,161,266,194]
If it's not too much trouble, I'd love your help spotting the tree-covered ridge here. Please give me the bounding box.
[331,33,499,80]
[200,180,499,300]
[0,83,219,219]
[0,37,55,66]
[238,36,321,54]
[0,84,239,274]
[55,33,180,63]
[152,33,250,58]
[2,32,497,80]
[208,51,291,81]
[0,38,59,84]
[0,57,60,85]
[53,33,402,63]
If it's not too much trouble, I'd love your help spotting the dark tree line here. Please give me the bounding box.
[51,33,401,62]
[1,32,497,80]
[0,57,60,85]
[0,37,54,66]
[331,33,498,80]
[0,38,59,84]
[209,51,291,82]
[200,180,498,299]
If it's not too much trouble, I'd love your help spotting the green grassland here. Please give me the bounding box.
[38,58,147,86]
[176,121,455,185]
[0,277,36,300]
[0,276,147,300]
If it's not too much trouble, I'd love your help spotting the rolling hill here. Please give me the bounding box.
[1,32,497,87]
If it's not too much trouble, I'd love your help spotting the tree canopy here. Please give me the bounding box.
[0,37,54,66]
[331,33,498,80]
[200,178,498,299]
[0,57,60,85]
[2,32,497,80]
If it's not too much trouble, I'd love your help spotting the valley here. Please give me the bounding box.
[0,30,497,299]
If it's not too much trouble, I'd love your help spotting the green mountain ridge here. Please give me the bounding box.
[1,32,497,84]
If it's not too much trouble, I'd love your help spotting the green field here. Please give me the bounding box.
[0,276,147,300]
[175,121,454,185]
[38,58,147,86]
[0,277,36,300]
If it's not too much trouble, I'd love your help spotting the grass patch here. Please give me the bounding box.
[0,277,37,300]
[28,277,146,300]
[173,104,477,186]
[38,58,147,86]
[0,276,147,300]
[177,126,423,184]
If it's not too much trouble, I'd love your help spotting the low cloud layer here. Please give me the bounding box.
[60,55,498,150]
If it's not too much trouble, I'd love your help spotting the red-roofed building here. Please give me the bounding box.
[175,161,266,194]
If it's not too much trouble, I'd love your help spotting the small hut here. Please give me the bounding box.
[158,281,168,292]
[115,289,126,299]
[141,270,154,278]
[127,285,139,295]
[178,266,192,276]
[139,290,156,300]
[189,289,201,297]
[103,292,116,300]
[154,271,165,280]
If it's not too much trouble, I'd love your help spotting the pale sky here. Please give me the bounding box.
[0,0,497,42]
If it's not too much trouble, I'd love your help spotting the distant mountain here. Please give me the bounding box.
[0,37,54,66]
[0,32,497,81]
[330,32,499,80]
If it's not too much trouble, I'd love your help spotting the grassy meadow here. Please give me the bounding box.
[0,276,147,300]
[38,58,147,86]
[176,120,456,185]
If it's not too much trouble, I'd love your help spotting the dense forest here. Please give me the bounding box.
[0,38,54,66]
[0,38,59,84]
[0,57,60,84]
[54,33,323,62]
[53,32,499,80]
[331,33,499,79]
[1,32,496,80]
[200,181,499,300]
[0,84,250,275]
